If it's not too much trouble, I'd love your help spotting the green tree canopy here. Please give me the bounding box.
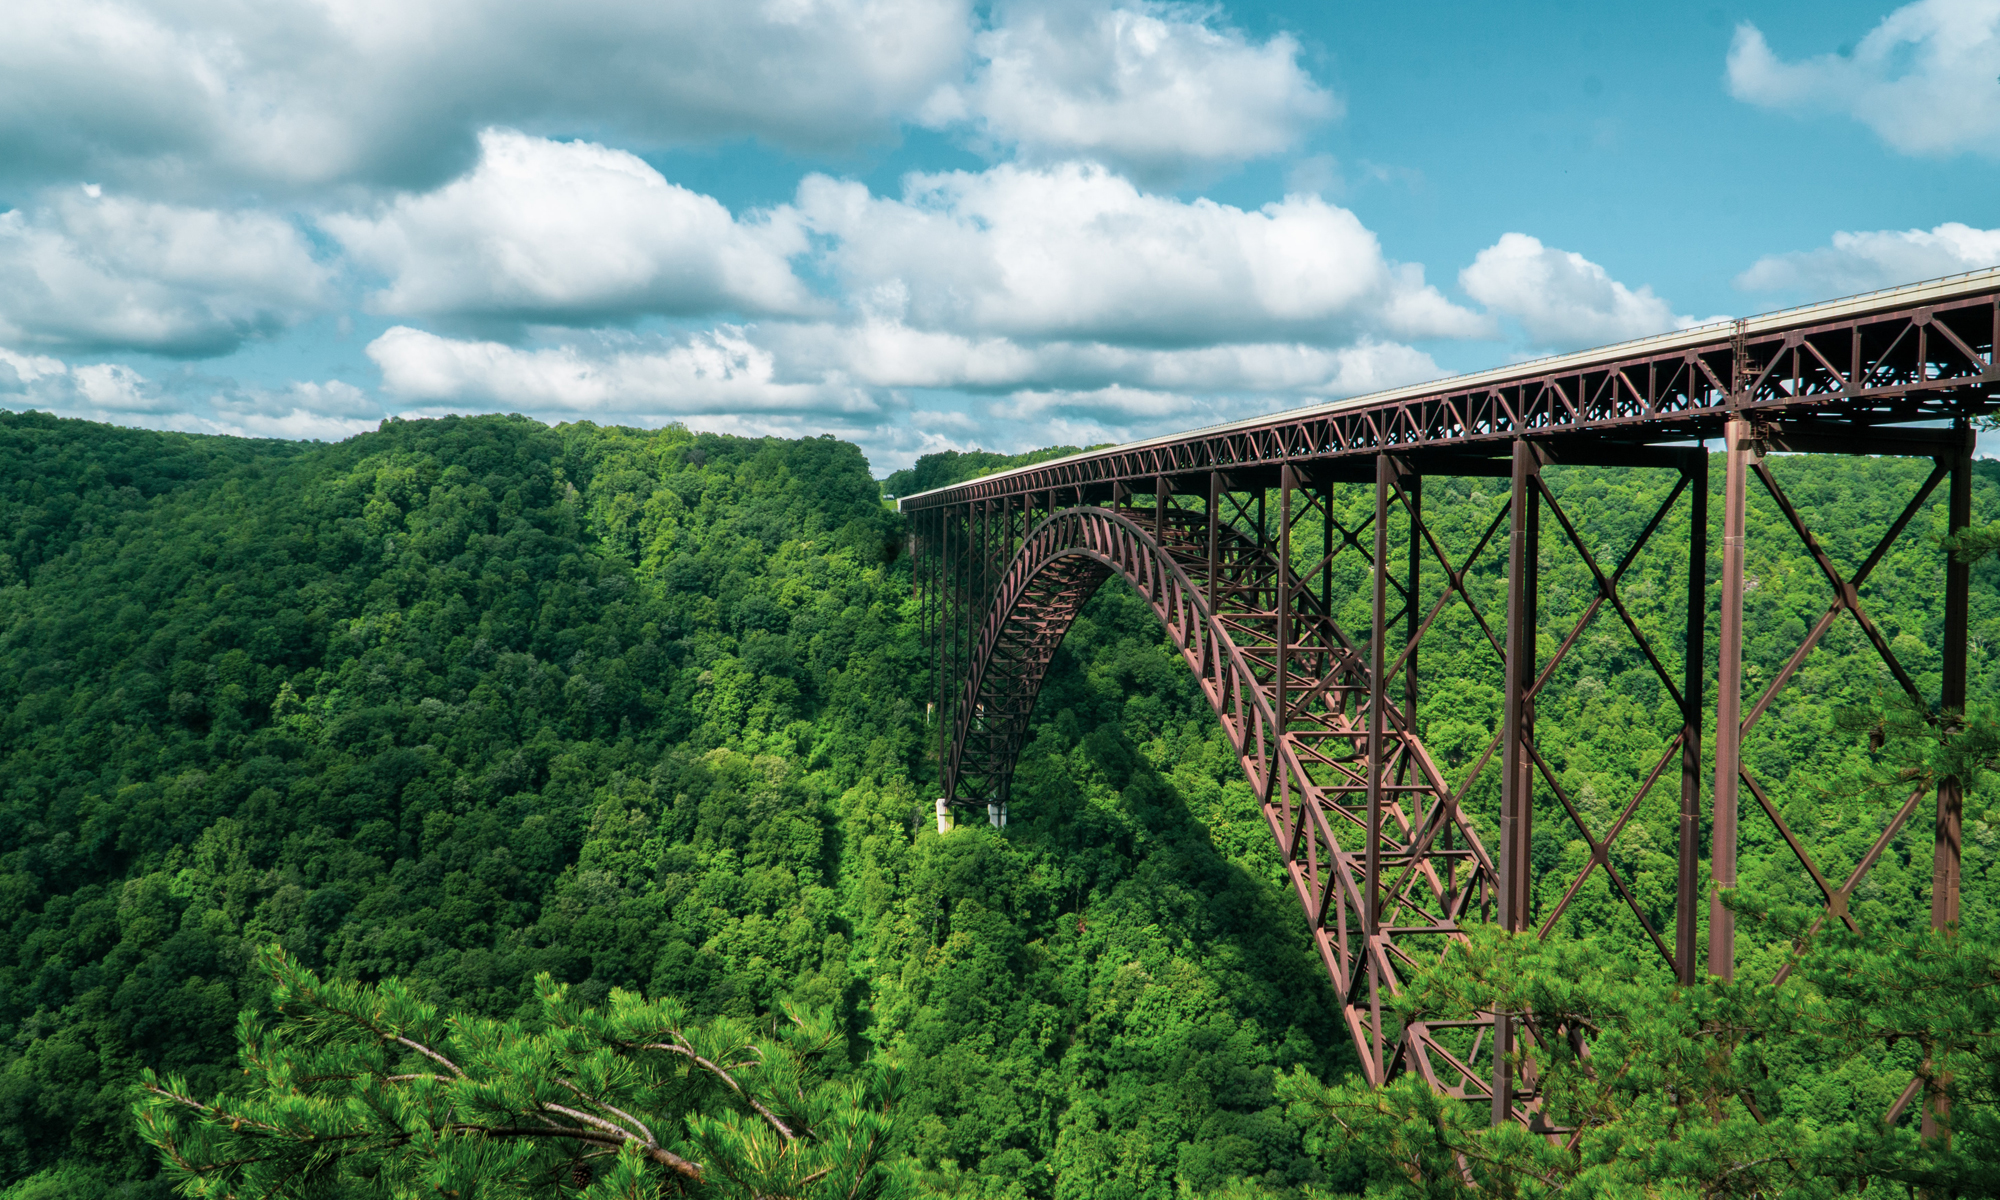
[1280,918,2000,1198]
[4,410,1999,1199]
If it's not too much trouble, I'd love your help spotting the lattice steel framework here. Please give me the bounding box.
[901,269,2000,1128]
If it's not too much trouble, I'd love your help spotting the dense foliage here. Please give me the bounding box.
[0,410,1995,1199]
[137,945,899,1200]
[1283,918,2000,1198]
[0,414,1348,1200]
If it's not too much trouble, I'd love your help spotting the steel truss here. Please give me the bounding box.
[903,272,2000,1128]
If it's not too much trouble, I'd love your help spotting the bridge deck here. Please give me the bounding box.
[898,266,2000,511]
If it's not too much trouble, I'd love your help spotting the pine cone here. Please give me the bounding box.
[570,1163,593,1190]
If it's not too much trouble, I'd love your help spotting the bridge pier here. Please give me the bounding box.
[1935,423,1974,937]
[1678,451,1708,987]
[1710,417,1758,980]
[1492,440,1539,1120]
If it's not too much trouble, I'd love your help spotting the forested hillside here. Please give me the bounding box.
[1,411,1996,1199]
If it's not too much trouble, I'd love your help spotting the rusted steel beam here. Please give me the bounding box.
[1207,472,1220,616]
[1760,421,1964,457]
[1405,474,1422,731]
[1500,439,1540,937]
[1493,438,1539,1123]
[1369,454,1390,1084]
[1934,420,1974,934]
[1279,466,1293,756]
[1678,452,1707,985]
[1710,417,1756,979]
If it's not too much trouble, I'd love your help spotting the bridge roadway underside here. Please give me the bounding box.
[902,272,2000,1131]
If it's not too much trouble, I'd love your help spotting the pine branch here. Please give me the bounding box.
[289,976,467,1080]
[391,1034,468,1079]
[635,1038,800,1140]
[141,1081,288,1135]
[539,1102,646,1146]
[463,1126,703,1179]
[557,1078,661,1147]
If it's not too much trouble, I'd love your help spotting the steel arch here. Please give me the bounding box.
[943,504,1506,1100]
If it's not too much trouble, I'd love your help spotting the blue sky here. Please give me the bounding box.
[2,0,1996,470]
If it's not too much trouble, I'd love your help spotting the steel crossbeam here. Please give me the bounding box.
[901,269,2000,1127]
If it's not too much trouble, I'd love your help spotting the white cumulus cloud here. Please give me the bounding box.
[357,313,1444,466]
[0,349,381,439]
[925,0,1335,182]
[798,162,1486,348]
[0,0,975,196]
[0,187,328,356]
[331,155,1481,457]
[366,325,880,418]
[0,348,67,396]
[993,385,1207,447]
[760,319,1437,394]
[326,130,816,327]
[0,351,181,422]
[1727,0,2000,157]
[200,380,388,441]
[1737,222,2000,294]
[1460,233,1717,353]
[972,376,1417,457]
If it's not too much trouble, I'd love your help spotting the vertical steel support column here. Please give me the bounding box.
[1322,482,1334,623]
[1368,459,1388,913]
[1410,473,1433,894]
[1323,481,1335,715]
[1406,476,1422,729]
[1923,419,1973,1142]
[1002,496,1012,576]
[1711,417,1758,979]
[1500,440,1540,930]
[939,509,951,781]
[1207,473,1221,615]
[1278,466,1293,741]
[948,505,959,735]
[1368,455,1390,1082]
[919,511,930,755]
[991,495,1009,820]
[994,497,1005,587]
[1154,475,1167,544]
[1934,419,1974,933]
[1494,438,1539,1125]
[1677,451,1709,985]
[957,504,971,780]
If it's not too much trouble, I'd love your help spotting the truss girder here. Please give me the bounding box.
[899,285,2000,515]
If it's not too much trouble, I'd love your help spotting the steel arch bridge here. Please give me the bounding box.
[900,268,2000,1128]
